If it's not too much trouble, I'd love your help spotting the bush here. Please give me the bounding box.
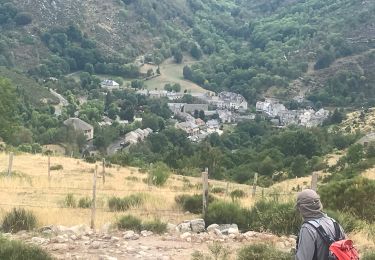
[14,12,32,25]
[142,219,167,234]
[117,215,142,231]
[175,194,216,214]
[363,250,375,260]
[230,189,246,200]
[78,197,92,208]
[325,210,364,233]
[211,187,226,194]
[0,236,52,260]
[64,193,76,208]
[108,194,144,211]
[2,208,37,233]
[148,162,170,186]
[319,177,375,221]
[125,176,139,182]
[50,164,63,171]
[247,200,302,235]
[204,201,248,230]
[237,244,293,260]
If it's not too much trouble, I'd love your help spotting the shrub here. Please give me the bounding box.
[50,164,63,171]
[14,12,32,26]
[64,193,76,208]
[148,162,171,186]
[78,197,92,208]
[237,244,293,260]
[204,201,248,230]
[2,208,37,233]
[192,241,230,260]
[125,176,139,182]
[247,200,302,235]
[175,194,216,214]
[142,219,167,234]
[0,237,52,260]
[230,189,246,200]
[325,210,364,233]
[117,215,142,231]
[319,177,375,221]
[211,187,226,194]
[108,194,144,211]
[363,250,375,260]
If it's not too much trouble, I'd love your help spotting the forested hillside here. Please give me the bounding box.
[0,0,374,184]
[0,0,373,106]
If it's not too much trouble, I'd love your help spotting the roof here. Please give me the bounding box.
[101,80,119,86]
[63,118,93,131]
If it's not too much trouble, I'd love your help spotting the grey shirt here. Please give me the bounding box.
[295,216,345,260]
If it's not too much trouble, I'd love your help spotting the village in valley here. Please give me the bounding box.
[59,71,331,155]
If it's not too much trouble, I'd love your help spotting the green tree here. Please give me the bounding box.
[14,12,32,25]
[84,63,94,74]
[345,144,364,164]
[183,66,193,80]
[0,78,18,141]
[190,44,202,60]
[148,162,171,186]
[173,50,183,63]
[131,80,144,89]
[291,155,308,177]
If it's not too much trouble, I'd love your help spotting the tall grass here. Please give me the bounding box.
[0,236,52,260]
[1,208,37,233]
[108,193,145,211]
[237,244,293,260]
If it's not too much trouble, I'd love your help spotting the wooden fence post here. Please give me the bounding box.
[91,165,98,230]
[252,172,258,198]
[7,152,13,176]
[202,168,209,215]
[48,155,51,180]
[311,172,318,191]
[102,158,106,185]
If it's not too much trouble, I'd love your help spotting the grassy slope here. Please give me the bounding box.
[142,57,208,93]
[0,152,373,251]
[0,152,255,227]
[0,66,57,106]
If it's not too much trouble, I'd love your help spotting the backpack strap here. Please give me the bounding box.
[332,220,341,241]
[305,220,336,246]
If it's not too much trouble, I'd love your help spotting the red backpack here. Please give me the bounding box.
[306,219,359,260]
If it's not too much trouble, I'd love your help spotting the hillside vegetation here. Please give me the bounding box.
[0,0,372,104]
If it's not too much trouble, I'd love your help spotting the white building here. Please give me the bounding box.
[101,80,120,91]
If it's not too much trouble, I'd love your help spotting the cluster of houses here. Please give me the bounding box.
[123,128,153,145]
[166,91,250,142]
[256,98,329,127]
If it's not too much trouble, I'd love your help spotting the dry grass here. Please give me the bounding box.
[340,108,375,134]
[362,168,375,180]
[0,153,267,228]
[0,152,372,251]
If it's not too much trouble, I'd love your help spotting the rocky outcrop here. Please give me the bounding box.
[8,222,296,259]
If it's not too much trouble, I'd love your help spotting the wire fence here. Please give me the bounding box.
[0,152,305,227]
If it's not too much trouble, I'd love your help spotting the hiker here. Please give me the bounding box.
[295,189,346,260]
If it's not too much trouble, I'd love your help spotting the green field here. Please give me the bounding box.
[142,57,208,93]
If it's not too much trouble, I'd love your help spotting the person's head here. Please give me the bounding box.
[296,189,324,220]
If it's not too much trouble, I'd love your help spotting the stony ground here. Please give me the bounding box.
[4,223,296,260]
